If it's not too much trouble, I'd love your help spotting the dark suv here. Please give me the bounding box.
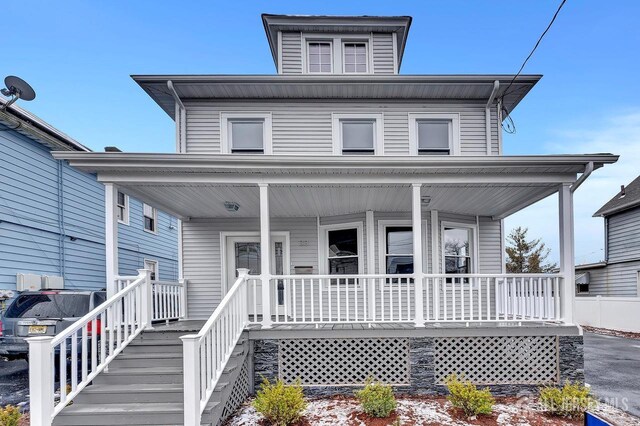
[0,290,106,360]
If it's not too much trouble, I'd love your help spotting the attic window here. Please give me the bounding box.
[307,42,332,73]
[343,42,368,73]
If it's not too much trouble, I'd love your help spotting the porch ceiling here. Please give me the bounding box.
[116,183,560,220]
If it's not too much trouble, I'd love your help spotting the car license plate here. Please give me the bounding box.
[28,325,47,334]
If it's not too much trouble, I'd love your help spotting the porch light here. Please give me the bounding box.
[224,201,240,212]
[421,196,431,206]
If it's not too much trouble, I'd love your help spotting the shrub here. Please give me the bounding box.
[253,377,306,426]
[444,375,494,419]
[539,381,596,418]
[355,379,397,418]
[0,405,22,426]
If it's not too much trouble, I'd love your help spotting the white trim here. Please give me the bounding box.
[430,210,439,273]
[331,113,384,156]
[408,113,461,156]
[277,31,283,75]
[220,112,273,155]
[105,183,119,298]
[500,218,506,274]
[178,219,184,280]
[116,191,129,225]
[219,231,291,295]
[318,221,364,275]
[366,211,375,274]
[341,40,370,74]
[304,39,334,74]
[392,32,399,74]
[143,258,159,281]
[440,220,478,274]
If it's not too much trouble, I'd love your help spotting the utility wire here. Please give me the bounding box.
[502,0,568,133]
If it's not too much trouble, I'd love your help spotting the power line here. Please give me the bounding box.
[502,0,568,133]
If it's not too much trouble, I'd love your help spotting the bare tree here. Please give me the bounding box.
[505,227,557,273]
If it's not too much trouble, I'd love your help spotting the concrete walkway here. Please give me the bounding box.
[584,332,640,417]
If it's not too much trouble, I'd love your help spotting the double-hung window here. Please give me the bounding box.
[307,41,332,73]
[385,226,414,274]
[332,113,383,155]
[143,203,157,233]
[221,113,272,154]
[327,227,360,275]
[116,191,129,224]
[144,259,158,281]
[443,226,473,274]
[343,42,368,73]
[409,113,460,156]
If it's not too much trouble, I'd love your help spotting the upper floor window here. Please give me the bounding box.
[409,113,460,156]
[143,203,157,233]
[221,112,272,154]
[332,113,383,155]
[307,41,332,73]
[116,191,129,224]
[343,42,368,73]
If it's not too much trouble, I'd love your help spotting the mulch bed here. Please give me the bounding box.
[582,325,640,339]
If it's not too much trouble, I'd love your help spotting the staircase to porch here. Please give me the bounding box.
[52,325,249,426]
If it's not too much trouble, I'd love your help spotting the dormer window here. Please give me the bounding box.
[307,42,332,73]
[221,112,273,154]
[408,113,460,156]
[343,42,368,73]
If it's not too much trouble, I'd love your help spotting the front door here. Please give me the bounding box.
[225,235,287,315]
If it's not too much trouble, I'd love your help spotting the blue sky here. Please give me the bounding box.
[5,0,640,263]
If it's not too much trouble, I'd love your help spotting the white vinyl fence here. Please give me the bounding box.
[575,296,640,333]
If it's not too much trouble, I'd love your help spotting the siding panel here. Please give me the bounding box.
[607,207,640,263]
[372,33,395,74]
[579,261,640,297]
[281,32,303,74]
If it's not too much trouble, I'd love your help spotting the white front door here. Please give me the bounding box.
[225,234,288,314]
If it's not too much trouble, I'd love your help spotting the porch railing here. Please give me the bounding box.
[27,270,153,426]
[152,279,187,322]
[181,269,249,425]
[246,273,563,326]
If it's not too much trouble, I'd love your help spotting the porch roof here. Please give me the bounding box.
[53,152,618,220]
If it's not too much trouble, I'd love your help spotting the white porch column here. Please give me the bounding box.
[412,184,425,327]
[366,210,376,321]
[105,183,119,298]
[558,183,575,323]
[259,184,273,329]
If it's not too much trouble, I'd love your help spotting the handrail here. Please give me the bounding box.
[181,269,249,425]
[27,270,154,426]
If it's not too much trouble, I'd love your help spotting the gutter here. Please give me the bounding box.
[167,80,186,152]
[570,161,594,193]
[485,80,500,155]
[0,109,79,152]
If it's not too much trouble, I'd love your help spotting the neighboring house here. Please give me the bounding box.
[29,14,618,426]
[574,176,640,332]
[0,99,179,299]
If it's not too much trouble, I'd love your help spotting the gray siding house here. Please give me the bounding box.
[27,15,618,426]
[576,176,640,297]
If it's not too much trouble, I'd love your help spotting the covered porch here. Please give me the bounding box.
[53,152,618,329]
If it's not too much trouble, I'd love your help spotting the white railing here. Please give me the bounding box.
[181,269,249,425]
[247,273,563,327]
[27,270,153,426]
[152,279,187,322]
[247,274,416,324]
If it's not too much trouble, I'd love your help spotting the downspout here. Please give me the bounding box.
[570,161,594,193]
[57,160,66,281]
[485,80,500,156]
[167,80,186,153]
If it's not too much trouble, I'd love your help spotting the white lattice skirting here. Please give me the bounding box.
[220,356,251,422]
[279,338,410,386]
[434,336,559,385]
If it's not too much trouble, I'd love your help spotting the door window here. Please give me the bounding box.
[234,242,261,276]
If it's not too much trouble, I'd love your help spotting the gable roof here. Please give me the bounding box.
[0,98,90,152]
[593,175,640,217]
[261,14,412,71]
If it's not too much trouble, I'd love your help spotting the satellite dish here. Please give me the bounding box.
[1,75,36,110]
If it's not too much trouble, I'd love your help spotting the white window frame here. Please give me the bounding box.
[331,113,384,156]
[143,259,158,281]
[305,40,334,74]
[116,191,129,225]
[342,40,370,74]
[143,203,158,234]
[408,113,461,156]
[440,221,478,274]
[377,219,428,277]
[318,221,364,276]
[220,112,273,155]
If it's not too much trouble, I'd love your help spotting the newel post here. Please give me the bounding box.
[412,184,425,327]
[180,334,201,425]
[179,278,188,319]
[237,268,250,324]
[27,336,54,426]
[138,268,154,329]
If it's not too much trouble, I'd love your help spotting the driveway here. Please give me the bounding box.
[584,332,640,417]
[0,359,29,407]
